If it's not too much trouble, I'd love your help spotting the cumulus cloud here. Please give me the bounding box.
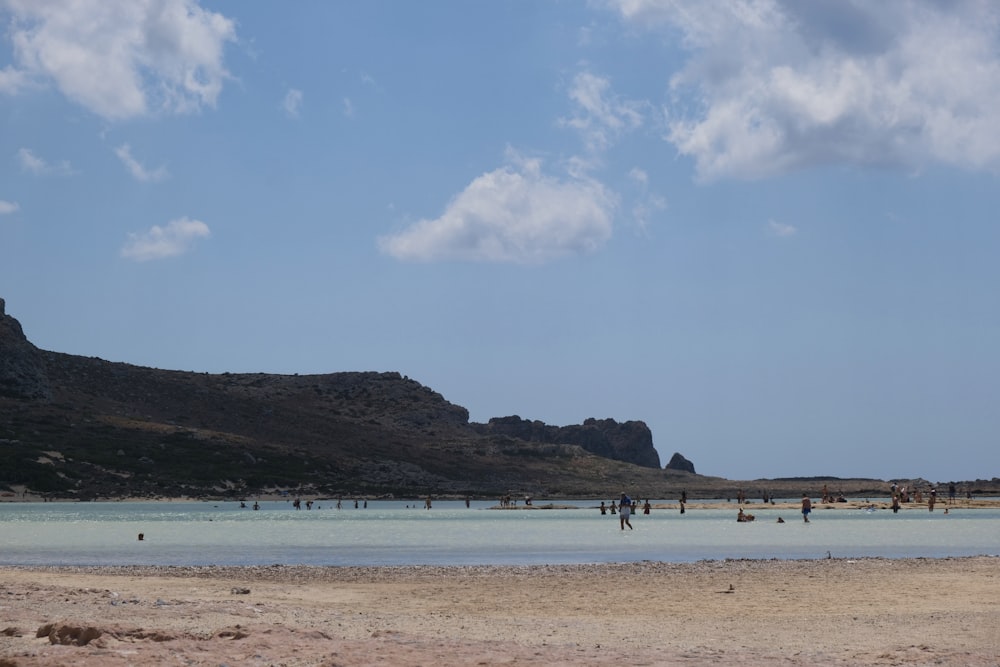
[606,0,1000,179]
[114,144,168,182]
[2,0,236,120]
[0,200,19,215]
[560,70,645,152]
[17,147,73,175]
[121,216,211,261]
[283,88,303,118]
[378,152,616,263]
[767,219,797,237]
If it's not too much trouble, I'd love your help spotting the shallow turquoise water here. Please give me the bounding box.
[1,500,997,566]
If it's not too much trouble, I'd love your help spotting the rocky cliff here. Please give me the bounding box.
[0,298,51,400]
[0,298,678,499]
[472,416,661,468]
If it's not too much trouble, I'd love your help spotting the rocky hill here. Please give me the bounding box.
[3,299,995,501]
[0,298,693,500]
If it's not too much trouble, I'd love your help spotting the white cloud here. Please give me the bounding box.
[560,70,645,152]
[607,0,1000,179]
[0,200,19,215]
[342,97,355,118]
[283,88,303,118]
[121,216,211,261]
[767,219,797,237]
[0,64,29,94]
[3,0,236,120]
[114,144,168,182]
[628,167,649,185]
[632,195,666,233]
[378,152,616,263]
[17,147,74,175]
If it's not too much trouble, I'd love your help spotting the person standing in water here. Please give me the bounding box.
[801,493,812,523]
[619,493,633,530]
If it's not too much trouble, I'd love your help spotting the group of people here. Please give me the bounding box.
[889,482,961,513]
[599,495,653,526]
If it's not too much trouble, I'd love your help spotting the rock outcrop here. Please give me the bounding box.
[473,416,661,468]
[0,297,681,499]
[666,452,695,474]
[0,298,51,400]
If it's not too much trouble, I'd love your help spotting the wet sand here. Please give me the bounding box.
[1,556,998,666]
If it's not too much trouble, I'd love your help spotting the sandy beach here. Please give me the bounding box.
[0,556,998,666]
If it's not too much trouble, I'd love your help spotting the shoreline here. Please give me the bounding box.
[2,556,998,666]
[3,495,999,511]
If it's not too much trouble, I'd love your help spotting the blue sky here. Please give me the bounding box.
[2,0,998,483]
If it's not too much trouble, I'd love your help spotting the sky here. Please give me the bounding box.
[2,0,999,483]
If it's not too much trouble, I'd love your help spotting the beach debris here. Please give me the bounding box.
[230,587,251,595]
[215,626,250,640]
[36,622,102,646]
[0,626,22,637]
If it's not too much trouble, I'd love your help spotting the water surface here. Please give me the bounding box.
[1,500,997,567]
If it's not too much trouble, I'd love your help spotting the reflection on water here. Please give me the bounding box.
[1,500,998,567]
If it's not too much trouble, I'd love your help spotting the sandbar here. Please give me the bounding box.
[1,556,998,666]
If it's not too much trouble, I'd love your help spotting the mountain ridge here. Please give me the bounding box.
[2,298,995,500]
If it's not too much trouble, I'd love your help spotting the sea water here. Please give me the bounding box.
[0,500,997,567]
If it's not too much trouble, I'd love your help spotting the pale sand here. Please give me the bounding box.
[1,557,998,666]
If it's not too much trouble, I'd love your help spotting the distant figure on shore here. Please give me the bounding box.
[465,496,471,508]
[642,500,651,515]
[619,493,633,530]
[948,483,956,504]
[600,501,607,515]
[892,494,900,514]
[610,501,616,515]
[801,494,812,523]
[679,500,685,514]
[928,487,937,512]
[737,508,755,522]
[253,501,259,511]
[425,497,432,510]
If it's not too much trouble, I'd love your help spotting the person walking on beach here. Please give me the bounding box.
[619,493,633,530]
[801,493,812,523]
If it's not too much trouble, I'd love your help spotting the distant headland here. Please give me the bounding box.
[2,298,996,501]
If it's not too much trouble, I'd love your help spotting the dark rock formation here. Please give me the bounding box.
[0,297,684,499]
[0,298,51,400]
[472,415,661,468]
[665,452,695,474]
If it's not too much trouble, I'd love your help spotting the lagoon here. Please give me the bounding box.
[1,500,998,567]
